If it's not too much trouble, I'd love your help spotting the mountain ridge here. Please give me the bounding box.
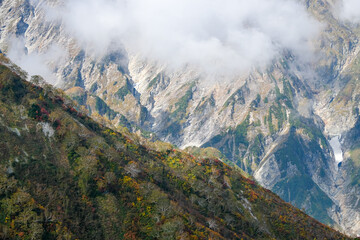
[1,0,360,236]
[0,57,353,239]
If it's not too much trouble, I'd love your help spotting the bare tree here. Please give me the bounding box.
[207,219,218,230]
[30,75,45,86]
[124,162,141,177]
[158,203,170,216]
[153,214,161,223]
[104,172,116,184]
[78,127,91,139]
[43,209,55,223]
[224,214,234,226]
[114,142,125,152]
[140,182,155,196]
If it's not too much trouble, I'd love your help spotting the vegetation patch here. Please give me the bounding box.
[89,82,98,94]
[95,96,117,120]
[202,115,251,170]
[114,79,132,101]
[223,85,247,108]
[148,74,160,89]
[171,82,195,121]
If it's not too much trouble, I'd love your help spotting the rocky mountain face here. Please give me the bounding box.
[0,59,352,239]
[0,0,360,236]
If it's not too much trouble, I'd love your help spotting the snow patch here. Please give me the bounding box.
[329,136,343,164]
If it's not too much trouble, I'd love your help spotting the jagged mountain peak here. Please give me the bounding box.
[1,0,360,237]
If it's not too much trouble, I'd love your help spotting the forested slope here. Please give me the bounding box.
[0,61,351,239]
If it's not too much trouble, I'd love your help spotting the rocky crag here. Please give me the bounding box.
[0,0,360,236]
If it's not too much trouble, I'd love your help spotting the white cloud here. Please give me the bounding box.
[45,0,320,76]
[7,36,67,85]
[336,0,360,23]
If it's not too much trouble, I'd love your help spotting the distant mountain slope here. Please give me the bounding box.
[1,0,360,236]
[0,60,351,239]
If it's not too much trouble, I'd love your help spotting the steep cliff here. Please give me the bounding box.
[0,59,352,239]
[0,0,360,236]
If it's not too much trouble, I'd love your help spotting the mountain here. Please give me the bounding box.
[1,0,360,236]
[0,58,352,239]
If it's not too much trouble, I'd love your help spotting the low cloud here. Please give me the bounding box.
[336,0,360,23]
[7,36,67,85]
[45,0,319,76]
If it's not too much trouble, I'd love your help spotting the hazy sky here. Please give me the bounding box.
[44,0,320,76]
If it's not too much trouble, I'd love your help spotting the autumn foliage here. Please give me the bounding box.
[0,62,352,239]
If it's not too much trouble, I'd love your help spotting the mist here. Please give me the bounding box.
[337,0,360,23]
[44,0,320,77]
[7,36,67,85]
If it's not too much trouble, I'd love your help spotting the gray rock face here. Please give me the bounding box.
[1,0,360,236]
[254,155,281,190]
